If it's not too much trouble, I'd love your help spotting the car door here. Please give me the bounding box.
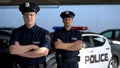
[78,34,112,68]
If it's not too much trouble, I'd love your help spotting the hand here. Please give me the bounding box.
[74,40,82,44]
[40,47,49,56]
[40,47,48,53]
[32,45,39,50]
[54,39,63,49]
[74,40,83,49]
[12,41,21,48]
[15,41,20,46]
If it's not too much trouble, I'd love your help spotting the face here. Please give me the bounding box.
[23,12,37,28]
[63,17,73,27]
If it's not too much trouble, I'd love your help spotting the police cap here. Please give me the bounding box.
[19,2,40,14]
[60,10,75,19]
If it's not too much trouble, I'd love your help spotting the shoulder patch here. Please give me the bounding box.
[45,35,50,42]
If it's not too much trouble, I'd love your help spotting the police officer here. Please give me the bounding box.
[9,2,50,68]
[53,10,83,68]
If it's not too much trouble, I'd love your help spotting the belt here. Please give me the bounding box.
[62,58,78,62]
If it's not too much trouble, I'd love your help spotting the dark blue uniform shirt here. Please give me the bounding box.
[53,27,82,59]
[9,24,50,64]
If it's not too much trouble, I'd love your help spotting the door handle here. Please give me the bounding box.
[106,48,110,50]
[89,51,93,53]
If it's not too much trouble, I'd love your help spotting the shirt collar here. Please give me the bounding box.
[62,27,74,32]
[24,24,37,32]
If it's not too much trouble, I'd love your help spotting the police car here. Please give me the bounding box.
[46,27,113,68]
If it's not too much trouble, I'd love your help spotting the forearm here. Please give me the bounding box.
[58,40,83,51]
[54,42,74,49]
[61,43,74,49]
[19,47,49,58]
[9,45,38,55]
[64,44,82,51]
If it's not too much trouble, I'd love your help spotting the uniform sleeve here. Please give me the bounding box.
[77,31,83,41]
[53,31,59,42]
[41,31,50,49]
[9,29,19,45]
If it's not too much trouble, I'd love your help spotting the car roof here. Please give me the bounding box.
[101,29,120,32]
[0,27,15,30]
[109,28,120,30]
[82,32,98,34]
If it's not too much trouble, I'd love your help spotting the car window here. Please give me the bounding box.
[116,31,120,40]
[115,31,120,37]
[83,36,91,48]
[92,36,105,47]
[102,31,112,39]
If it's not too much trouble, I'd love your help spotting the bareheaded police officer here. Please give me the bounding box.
[53,10,83,68]
[9,2,50,68]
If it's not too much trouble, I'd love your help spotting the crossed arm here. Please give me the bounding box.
[9,41,49,58]
[54,39,83,51]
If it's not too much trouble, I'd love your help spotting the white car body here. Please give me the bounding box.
[78,34,112,68]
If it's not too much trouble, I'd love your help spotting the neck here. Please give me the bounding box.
[26,23,35,29]
[64,26,72,31]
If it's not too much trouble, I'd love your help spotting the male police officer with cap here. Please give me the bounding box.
[9,2,50,68]
[53,10,83,68]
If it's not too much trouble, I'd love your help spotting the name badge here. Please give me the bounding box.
[71,37,78,41]
[32,41,40,44]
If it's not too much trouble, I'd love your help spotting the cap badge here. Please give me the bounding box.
[65,11,70,15]
[25,2,30,7]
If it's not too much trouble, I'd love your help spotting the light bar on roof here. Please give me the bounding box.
[53,26,88,31]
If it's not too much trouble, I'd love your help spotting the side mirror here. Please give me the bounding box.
[108,39,112,44]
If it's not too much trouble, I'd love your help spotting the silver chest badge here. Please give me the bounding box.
[32,41,40,44]
[71,37,78,41]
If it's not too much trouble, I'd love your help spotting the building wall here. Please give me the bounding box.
[0,5,120,33]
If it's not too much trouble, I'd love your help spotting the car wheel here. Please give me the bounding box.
[108,57,118,68]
